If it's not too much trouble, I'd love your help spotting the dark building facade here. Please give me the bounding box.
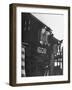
[21,13,63,77]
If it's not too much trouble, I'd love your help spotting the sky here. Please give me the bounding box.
[32,13,64,40]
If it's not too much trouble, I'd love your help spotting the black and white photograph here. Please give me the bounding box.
[9,3,70,86]
[21,13,63,77]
